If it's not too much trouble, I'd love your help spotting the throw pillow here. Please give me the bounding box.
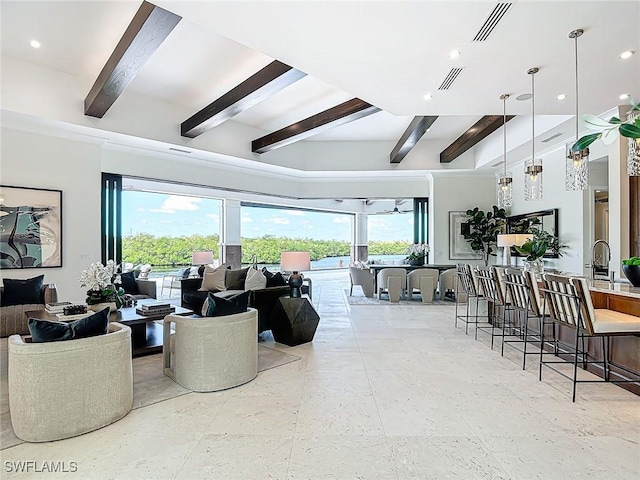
[225,267,249,290]
[28,307,110,343]
[266,271,287,288]
[199,264,228,291]
[202,291,250,317]
[261,268,274,281]
[1,275,44,306]
[119,271,139,295]
[244,267,267,291]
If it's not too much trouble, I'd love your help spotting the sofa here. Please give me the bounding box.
[0,281,58,338]
[181,277,289,333]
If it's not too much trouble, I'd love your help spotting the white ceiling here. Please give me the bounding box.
[1,0,639,161]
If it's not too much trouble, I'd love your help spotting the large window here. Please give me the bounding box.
[240,204,352,269]
[367,211,414,260]
[121,190,221,273]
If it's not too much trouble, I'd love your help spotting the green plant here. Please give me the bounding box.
[571,99,640,152]
[461,206,507,266]
[622,257,640,266]
[514,239,548,262]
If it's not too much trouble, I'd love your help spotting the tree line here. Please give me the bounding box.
[122,233,409,265]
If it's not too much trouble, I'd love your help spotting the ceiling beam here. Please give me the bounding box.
[439,115,515,163]
[181,61,306,138]
[390,116,438,164]
[84,1,181,118]
[252,98,381,154]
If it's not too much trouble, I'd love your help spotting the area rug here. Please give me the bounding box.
[344,289,453,306]
[0,340,300,450]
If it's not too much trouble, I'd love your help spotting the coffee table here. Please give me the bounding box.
[25,300,193,357]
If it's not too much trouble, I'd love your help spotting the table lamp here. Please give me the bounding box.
[280,251,311,298]
[497,234,533,266]
[192,250,214,277]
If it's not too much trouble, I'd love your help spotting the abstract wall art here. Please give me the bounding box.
[0,185,62,269]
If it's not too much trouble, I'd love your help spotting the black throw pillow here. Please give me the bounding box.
[266,272,287,288]
[204,291,250,317]
[225,267,249,290]
[1,275,44,306]
[28,307,110,343]
[119,271,139,295]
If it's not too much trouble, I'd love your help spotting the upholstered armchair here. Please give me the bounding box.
[8,322,133,442]
[407,268,439,303]
[349,266,375,298]
[0,283,58,337]
[377,268,407,303]
[163,308,258,392]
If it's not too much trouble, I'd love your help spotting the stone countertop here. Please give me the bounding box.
[589,280,640,299]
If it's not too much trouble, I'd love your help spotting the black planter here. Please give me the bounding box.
[408,258,425,266]
[622,265,640,287]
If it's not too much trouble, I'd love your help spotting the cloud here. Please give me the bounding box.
[283,210,305,216]
[241,217,253,223]
[333,216,350,224]
[263,217,290,225]
[368,217,389,229]
[206,213,220,221]
[137,207,146,212]
[149,195,201,214]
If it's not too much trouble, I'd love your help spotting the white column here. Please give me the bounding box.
[352,212,368,262]
[220,199,242,267]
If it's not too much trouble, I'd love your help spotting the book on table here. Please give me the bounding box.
[55,312,92,321]
[140,302,172,311]
[45,301,73,313]
[135,307,175,316]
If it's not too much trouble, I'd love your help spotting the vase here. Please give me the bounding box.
[89,302,117,313]
[622,265,640,287]
[523,259,543,275]
[408,258,425,266]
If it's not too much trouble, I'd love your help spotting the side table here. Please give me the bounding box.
[270,295,320,346]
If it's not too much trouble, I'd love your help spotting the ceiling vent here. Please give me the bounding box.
[472,3,513,42]
[438,67,465,90]
[542,132,563,143]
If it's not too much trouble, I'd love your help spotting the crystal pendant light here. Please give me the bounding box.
[496,94,512,208]
[565,29,589,190]
[628,109,640,176]
[525,67,542,201]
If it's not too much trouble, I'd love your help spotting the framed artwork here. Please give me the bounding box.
[449,211,482,260]
[0,185,62,269]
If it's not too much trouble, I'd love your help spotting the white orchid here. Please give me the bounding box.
[572,99,640,152]
[406,243,430,260]
[78,260,120,291]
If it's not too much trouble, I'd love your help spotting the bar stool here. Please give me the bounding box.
[474,265,510,350]
[454,263,486,337]
[540,274,640,401]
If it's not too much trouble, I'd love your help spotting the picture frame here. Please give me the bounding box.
[449,211,482,260]
[0,185,62,269]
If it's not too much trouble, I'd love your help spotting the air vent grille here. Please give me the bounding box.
[438,67,465,90]
[542,132,563,143]
[472,2,513,42]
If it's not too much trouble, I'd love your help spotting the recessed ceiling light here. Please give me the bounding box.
[447,50,461,59]
[556,94,567,100]
[619,93,630,100]
[423,93,432,101]
[619,50,635,59]
[30,39,41,49]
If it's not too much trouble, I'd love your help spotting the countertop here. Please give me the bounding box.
[589,280,640,299]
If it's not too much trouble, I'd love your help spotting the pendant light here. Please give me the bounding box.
[565,28,589,190]
[496,94,512,208]
[524,67,542,201]
[628,109,640,176]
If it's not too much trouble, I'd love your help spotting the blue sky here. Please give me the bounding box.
[122,191,413,242]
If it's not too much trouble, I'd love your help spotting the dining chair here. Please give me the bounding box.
[407,268,439,302]
[376,268,407,303]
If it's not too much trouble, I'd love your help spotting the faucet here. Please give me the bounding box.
[591,240,611,280]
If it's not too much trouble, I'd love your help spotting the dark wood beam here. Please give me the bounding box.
[390,116,438,164]
[439,115,515,163]
[252,98,380,154]
[84,1,181,118]
[182,61,306,138]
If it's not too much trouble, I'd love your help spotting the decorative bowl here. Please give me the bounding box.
[622,264,640,287]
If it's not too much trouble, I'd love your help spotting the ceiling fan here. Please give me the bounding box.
[376,199,413,215]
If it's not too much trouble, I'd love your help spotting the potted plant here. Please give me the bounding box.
[406,243,430,266]
[514,238,548,274]
[461,206,507,266]
[622,257,640,287]
[78,260,125,312]
[571,99,640,152]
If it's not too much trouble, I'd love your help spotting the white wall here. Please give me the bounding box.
[429,174,496,265]
[0,128,103,301]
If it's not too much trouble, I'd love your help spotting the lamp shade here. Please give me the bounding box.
[192,250,214,265]
[515,233,534,245]
[497,234,518,247]
[280,251,311,273]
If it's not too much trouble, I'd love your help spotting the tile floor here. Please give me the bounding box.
[1,270,639,479]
